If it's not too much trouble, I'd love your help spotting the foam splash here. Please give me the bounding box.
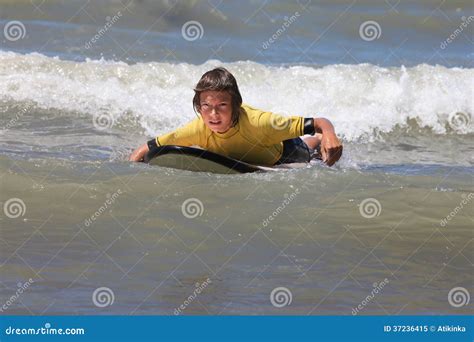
[0,51,472,140]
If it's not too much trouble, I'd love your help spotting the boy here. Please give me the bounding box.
[129,67,342,166]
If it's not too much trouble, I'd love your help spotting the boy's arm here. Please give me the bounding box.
[313,117,343,166]
[129,142,150,162]
[129,117,204,162]
[258,111,343,166]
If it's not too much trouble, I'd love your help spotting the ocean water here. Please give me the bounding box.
[0,0,473,316]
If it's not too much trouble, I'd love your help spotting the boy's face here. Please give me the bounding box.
[199,91,233,133]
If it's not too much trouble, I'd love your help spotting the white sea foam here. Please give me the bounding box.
[0,51,472,141]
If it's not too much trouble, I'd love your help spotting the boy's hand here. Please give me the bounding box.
[321,132,343,166]
[129,143,150,162]
[313,117,343,166]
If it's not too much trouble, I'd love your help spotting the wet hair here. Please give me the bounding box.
[193,67,243,127]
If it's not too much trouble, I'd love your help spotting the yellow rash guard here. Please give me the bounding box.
[152,104,314,166]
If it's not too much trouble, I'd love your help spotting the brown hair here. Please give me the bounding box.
[193,67,243,127]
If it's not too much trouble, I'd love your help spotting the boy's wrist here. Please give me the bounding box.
[314,117,335,135]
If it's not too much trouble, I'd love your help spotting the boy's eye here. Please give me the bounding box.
[201,104,209,109]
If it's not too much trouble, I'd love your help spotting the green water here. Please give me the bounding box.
[1,155,472,315]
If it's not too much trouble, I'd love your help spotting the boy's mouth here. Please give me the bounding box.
[209,120,221,125]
